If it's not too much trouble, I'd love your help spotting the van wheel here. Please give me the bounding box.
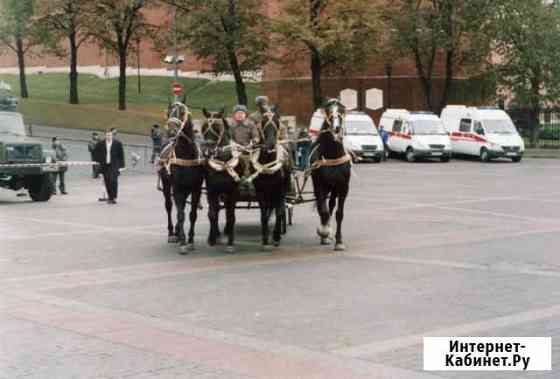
[406,148,415,162]
[512,156,522,163]
[480,148,490,162]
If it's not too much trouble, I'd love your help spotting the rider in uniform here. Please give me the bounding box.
[229,104,259,147]
[228,104,259,195]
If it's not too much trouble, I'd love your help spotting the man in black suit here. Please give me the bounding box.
[93,130,125,204]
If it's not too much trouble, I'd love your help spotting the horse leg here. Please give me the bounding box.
[224,195,236,253]
[207,191,219,246]
[316,192,331,245]
[256,188,271,249]
[328,193,337,227]
[273,199,285,246]
[173,188,188,254]
[187,188,201,251]
[164,184,176,243]
[334,190,348,251]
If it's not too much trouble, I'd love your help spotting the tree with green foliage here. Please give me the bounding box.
[163,0,269,106]
[389,0,498,113]
[494,0,560,145]
[86,0,153,111]
[273,0,379,108]
[0,0,46,98]
[35,0,91,105]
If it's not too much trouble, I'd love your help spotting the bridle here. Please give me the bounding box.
[321,102,345,142]
[202,114,226,153]
[259,107,281,149]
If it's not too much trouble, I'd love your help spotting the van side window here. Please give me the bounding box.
[474,121,485,135]
[459,119,472,132]
[393,120,402,133]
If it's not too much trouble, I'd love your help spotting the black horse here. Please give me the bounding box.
[201,108,241,253]
[310,99,352,251]
[158,102,205,254]
[252,106,290,249]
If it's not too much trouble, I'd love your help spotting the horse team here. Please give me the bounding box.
[157,98,351,254]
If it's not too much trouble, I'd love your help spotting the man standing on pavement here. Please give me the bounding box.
[93,130,125,204]
[51,137,68,195]
[150,124,162,163]
[88,132,99,178]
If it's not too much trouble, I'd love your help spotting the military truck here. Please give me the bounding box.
[0,112,56,201]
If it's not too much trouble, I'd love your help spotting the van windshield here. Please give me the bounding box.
[346,121,378,135]
[482,119,517,135]
[411,120,446,135]
[0,114,26,136]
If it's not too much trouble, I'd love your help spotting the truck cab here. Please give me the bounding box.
[0,112,55,201]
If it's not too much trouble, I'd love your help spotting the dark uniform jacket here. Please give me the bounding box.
[228,118,259,146]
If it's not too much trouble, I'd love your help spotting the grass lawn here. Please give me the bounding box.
[0,73,261,135]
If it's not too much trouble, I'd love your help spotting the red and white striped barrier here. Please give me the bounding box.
[0,161,97,168]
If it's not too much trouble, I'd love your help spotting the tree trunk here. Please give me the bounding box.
[419,76,433,112]
[310,49,322,109]
[528,76,541,147]
[69,32,79,105]
[528,107,539,147]
[16,37,29,99]
[227,48,247,105]
[118,49,127,111]
[438,49,454,114]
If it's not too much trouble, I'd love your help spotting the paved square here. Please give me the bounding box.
[1,158,559,378]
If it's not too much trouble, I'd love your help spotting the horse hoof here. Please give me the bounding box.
[334,243,346,252]
[262,244,273,252]
[187,243,195,252]
[273,240,280,247]
[168,236,178,243]
[225,246,236,254]
[316,226,331,239]
[320,237,330,246]
[179,244,189,255]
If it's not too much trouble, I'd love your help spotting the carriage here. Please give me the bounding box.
[158,98,350,253]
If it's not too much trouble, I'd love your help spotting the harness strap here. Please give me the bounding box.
[170,157,205,167]
[207,157,241,182]
[311,154,352,170]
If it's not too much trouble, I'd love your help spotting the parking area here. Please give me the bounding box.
[1,158,559,378]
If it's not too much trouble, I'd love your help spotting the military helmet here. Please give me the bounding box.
[232,104,249,115]
[255,96,269,106]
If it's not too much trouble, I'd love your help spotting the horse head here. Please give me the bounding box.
[259,104,281,150]
[201,107,228,157]
[321,98,346,136]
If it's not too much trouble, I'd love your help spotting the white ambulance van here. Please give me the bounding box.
[378,109,452,162]
[309,110,385,162]
[440,106,524,162]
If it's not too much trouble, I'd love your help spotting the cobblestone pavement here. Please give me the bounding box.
[1,158,560,378]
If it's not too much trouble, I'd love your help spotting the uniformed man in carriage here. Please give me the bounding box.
[229,104,260,147]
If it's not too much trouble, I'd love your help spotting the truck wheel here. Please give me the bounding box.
[28,175,53,202]
[406,148,415,162]
[512,156,522,163]
[480,148,490,163]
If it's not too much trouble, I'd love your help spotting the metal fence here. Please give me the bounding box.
[507,108,560,148]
